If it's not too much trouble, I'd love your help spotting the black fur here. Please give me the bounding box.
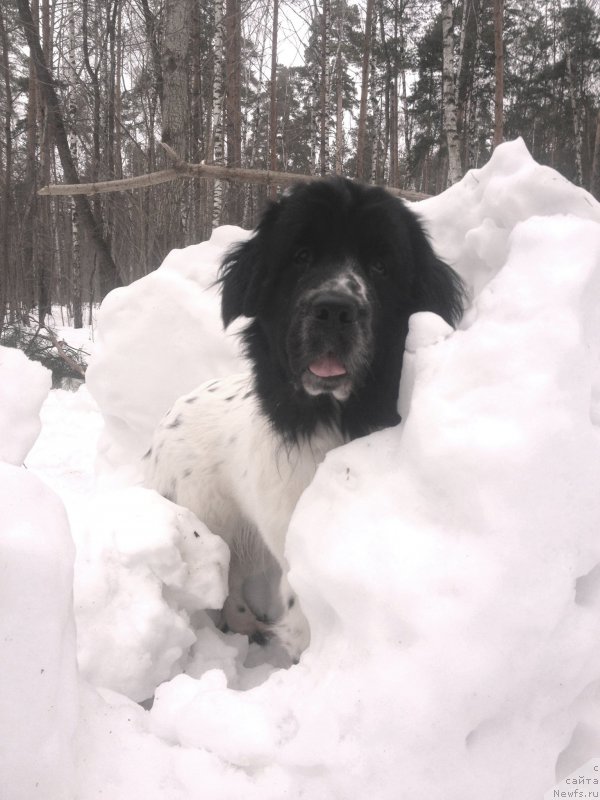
[219,177,464,442]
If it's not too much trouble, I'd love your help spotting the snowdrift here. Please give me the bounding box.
[2,139,600,799]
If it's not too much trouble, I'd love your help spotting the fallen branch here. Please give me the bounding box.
[1,317,89,384]
[38,152,430,202]
[42,324,87,379]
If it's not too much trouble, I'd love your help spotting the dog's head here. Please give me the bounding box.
[219,178,464,433]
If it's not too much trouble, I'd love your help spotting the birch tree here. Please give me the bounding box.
[356,0,375,180]
[493,0,504,148]
[441,0,462,184]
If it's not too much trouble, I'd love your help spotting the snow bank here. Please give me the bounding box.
[141,202,600,799]
[0,464,78,800]
[74,487,229,701]
[420,136,600,294]
[85,227,248,481]
[0,345,51,465]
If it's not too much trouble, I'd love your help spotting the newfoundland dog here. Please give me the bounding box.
[146,177,464,662]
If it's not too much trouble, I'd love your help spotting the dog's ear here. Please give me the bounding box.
[408,213,466,327]
[219,201,281,327]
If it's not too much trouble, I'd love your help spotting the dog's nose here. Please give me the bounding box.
[311,293,358,326]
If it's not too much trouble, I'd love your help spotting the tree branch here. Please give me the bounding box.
[38,156,430,202]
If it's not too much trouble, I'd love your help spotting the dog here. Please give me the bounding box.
[146,177,464,663]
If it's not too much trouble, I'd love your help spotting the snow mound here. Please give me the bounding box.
[0,464,77,799]
[85,226,249,482]
[139,209,600,800]
[420,136,600,295]
[74,487,229,701]
[0,345,51,465]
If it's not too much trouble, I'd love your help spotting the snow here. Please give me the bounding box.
[2,138,600,798]
[0,464,78,800]
[0,344,51,464]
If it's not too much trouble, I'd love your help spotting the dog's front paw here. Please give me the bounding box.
[220,594,272,640]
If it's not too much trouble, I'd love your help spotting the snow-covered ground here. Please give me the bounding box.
[2,139,600,799]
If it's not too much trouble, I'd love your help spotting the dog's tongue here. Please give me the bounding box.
[309,355,347,378]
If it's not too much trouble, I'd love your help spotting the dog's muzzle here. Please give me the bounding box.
[295,282,373,401]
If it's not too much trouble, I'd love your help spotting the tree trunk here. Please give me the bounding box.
[67,0,82,328]
[441,0,462,185]
[268,0,279,197]
[38,0,53,319]
[23,0,39,312]
[591,111,600,198]
[0,4,12,329]
[139,0,164,110]
[335,44,344,175]
[318,0,331,176]
[17,0,122,294]
[225,0,243,220]
[565,42,584,186]
[356,0,375,181]
[210,0,225,228]
[493,0,504,148]
[161,0,190,159]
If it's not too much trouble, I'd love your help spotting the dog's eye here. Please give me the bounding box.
[293,247,312,265]
[371,259,387,276]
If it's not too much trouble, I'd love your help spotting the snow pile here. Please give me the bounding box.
[0,345,51,465]
[140,203,600,799]
[85,226,248,481]
[27,385,103,498]
[0,467,77,799]
[420,136,600,295]
[75,488,229,701]
[2,140,600,799]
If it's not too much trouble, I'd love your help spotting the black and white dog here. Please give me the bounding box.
[146,177,464,662]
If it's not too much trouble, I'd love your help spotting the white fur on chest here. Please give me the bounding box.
[146,373,345,565]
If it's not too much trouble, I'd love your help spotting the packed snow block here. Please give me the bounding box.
[85,226,248,479]
[0,345,51,465]
[74,487,229,702]
[0,464,78,800]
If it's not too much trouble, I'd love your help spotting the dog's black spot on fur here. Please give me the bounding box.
[193,530,200,538]
[167,415,182,429]
[219,176,465,442]
[288,597,295,609]
[237,605,246,613]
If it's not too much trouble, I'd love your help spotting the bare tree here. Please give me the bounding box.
[269,0,279,196]
[16,0,123,291]
[225,0,243,218]
[356,0,375,181]
[441,0,462,184]
[162,0,191,158]
[67,0,82,327]
[564,37,584,186]
[592,112,600,197]
[0,3,12,326]
[210,0,226,227]
[493,0,504,148]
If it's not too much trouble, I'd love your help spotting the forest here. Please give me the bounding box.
[0,0,599,330]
